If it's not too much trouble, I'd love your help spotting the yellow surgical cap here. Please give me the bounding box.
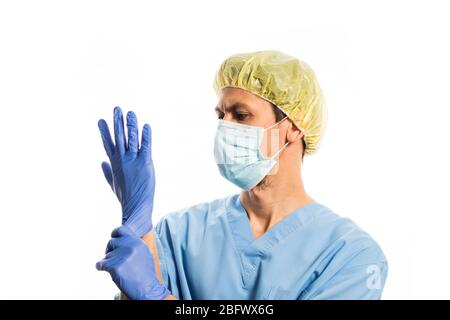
[213,50,327,155]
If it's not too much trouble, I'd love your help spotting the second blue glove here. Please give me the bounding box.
[96,225,171,300]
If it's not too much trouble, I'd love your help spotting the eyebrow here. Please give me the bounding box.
[214,102,251,113]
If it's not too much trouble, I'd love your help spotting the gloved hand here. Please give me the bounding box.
[96,225,171,300]
[98,106,155,237]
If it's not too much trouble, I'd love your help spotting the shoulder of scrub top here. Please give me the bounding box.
[309,202,389,267]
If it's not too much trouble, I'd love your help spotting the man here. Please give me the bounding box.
[96,50,388,300]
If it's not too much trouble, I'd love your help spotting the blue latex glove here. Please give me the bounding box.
[96,225,171,300]
[98,107,155,237]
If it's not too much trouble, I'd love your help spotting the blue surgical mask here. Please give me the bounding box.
[214,117,289,190]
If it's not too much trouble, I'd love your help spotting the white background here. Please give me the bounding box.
[0,0,449,299]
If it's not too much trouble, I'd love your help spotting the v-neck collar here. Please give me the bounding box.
[225,193,323,256]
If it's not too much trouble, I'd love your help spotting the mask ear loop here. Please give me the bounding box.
[264,116,290,159]
[271,140,289,159]
[264,116,288,131]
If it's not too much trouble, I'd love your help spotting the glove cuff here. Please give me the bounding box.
[140,281,172,300]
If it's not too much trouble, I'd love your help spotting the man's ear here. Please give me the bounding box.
[286,120,304,143]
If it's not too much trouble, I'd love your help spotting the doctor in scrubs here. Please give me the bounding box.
[96,50,388,300]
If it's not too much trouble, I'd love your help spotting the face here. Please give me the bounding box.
[215,87,290,158]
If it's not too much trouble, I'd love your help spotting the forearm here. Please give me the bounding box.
[142,230,163,282]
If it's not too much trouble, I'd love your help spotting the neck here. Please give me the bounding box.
[240,150,314,233]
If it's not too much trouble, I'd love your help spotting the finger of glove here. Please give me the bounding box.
[140,123,152,160]
[105,237,124,254]
[98,119,115,159]
[101,161,113,190]
[96,256,112,271]
[113,106,126,155]
[111,225,136,238]
[126,111,139,154]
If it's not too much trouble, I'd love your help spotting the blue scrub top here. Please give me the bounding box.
[154,193,388,300]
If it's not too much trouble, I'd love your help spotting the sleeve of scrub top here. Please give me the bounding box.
[300,242,389,300]
[153,215,181,300]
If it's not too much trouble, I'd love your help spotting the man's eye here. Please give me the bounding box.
[236,113,249,121]
[216,111,224,119]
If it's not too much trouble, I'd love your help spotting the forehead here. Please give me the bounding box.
[217,87,271,111]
